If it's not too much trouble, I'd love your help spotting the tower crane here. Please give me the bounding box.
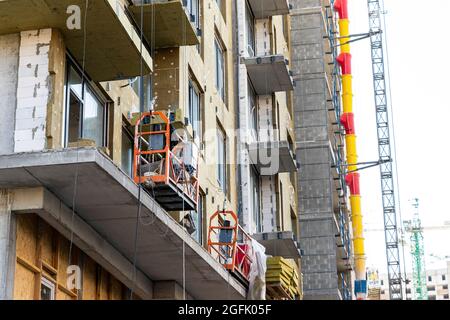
[367,0,403,300]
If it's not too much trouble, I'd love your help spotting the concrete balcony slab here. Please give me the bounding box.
[243,55,294,95]
[253,231,301,259]
[248,140,297,175]
[248,0,290,19]
[130,1,200,48]
[0,0,152,81]
[0,148,246,299]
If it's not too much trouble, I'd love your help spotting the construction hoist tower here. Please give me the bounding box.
[367,0,403,300]
[404,199,427,300]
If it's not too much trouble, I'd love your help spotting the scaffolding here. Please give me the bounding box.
[326,0,352,300]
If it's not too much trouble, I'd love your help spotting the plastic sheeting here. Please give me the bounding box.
[247,240,267,300]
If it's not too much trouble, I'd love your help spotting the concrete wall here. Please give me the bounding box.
[0,34,20,155]
[291,0,341,299]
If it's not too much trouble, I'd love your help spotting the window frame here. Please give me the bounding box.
[245,1,256,57]
[216,127,227,194]
[40,276,56,300]
[214,37,226,103]
[188,76,203,145]
[64,54,108,148]
[121,121,134,177]
[250,166,261,233]
[247,80,258,141]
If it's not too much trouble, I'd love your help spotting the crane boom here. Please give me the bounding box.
[367,0,403,300]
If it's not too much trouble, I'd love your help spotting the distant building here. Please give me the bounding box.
[379,261,450,300]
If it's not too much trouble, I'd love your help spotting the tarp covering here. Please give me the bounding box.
[247,240,267,300]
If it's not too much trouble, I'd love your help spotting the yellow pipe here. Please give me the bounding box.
[342,75,353,113]
[338,19,350,54]
[336,3,367,300]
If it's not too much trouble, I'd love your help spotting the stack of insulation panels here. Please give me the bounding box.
[266,257,301,300]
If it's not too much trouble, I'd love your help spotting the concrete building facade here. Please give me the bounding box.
[234,0,300,260]
[290,0,353,300]
[0,0,245,300]
[379,262,450,300]
[0,0,300,300]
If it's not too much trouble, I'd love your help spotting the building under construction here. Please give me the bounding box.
[0,0,386,300]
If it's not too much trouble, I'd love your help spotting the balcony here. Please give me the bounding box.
[243,55,294,95]
[0,148,246,299]
[0,0,152,81]
[248,140,297,176]
[129,0,200,48]
[252,231,301,259]
[247,0,291,19]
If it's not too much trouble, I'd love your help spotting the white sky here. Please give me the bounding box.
[349,0,450,274]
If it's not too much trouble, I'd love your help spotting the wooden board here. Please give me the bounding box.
[13,214,128,300]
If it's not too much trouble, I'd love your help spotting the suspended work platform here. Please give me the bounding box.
[132,111,199,212]
[208,210,254,285]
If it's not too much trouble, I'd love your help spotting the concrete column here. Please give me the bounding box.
[236,0,254,232]
[14,29,53,153]
[0,34,20,155]
[0,190,16,300]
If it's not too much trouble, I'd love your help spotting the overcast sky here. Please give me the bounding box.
[348,0,450,274]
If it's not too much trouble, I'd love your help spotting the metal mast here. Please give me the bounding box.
[404,199,427,300]
[367,0,403,300]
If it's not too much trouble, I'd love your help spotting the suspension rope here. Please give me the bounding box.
[68,0,89,271]
[130,0,146,300]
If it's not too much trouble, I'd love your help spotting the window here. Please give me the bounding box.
[428,295,437,300]
[215,38,226,102]
[273,26,278,55]
[380,280,384,286]
[130,75,153,111]
[188,78,202,144]
[279,180,284,231]
[192,194,205,245]
[245,1,255,56]
[40,277,55,300]
[215,0,225,19]
[248,81,258,141]
[444,294,449,300]
[443,284,448,290]
[250,167,261,233]
[428,276,432,282]
[121,124,134,177]
[187,0,200,29]
[282,15,289,45]
[65,58,107,147]
[442,275,446,281]
[406,288,411,294]
[217,127,226,193]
